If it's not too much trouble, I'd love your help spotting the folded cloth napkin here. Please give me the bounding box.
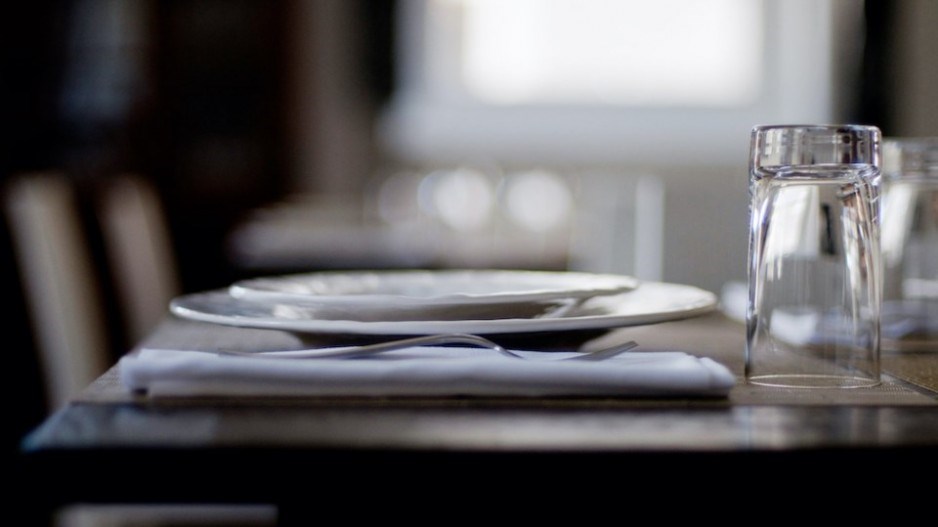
[119,346,735,398]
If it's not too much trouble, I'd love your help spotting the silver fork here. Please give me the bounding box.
[211,333,639,361]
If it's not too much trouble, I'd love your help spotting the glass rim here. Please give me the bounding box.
[750,124,883,171]
[752,124,882,148]
[751,123,881,134]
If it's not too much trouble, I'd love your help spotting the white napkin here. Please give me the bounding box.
[119,346,735,398]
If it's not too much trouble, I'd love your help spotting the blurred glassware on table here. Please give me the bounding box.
[746,124,882,388]
[880,137,938,352]
[228,165,664,282]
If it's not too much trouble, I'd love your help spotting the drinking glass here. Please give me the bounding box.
[747,125,882,388]
[880,137,938,352]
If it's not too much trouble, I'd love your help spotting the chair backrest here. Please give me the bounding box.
[4,172,110,410]
[97,174,180,345]
[4,172,179,411]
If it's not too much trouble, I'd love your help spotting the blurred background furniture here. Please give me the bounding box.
[4,172,110,412]
[97,174,180,346]
[3,171,276,527]
[4,171,177,412]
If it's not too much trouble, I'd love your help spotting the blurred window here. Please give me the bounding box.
[379,0,856,167]
[458,0,760,107]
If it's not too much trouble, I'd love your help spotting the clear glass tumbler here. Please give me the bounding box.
[880,137,938,352]
[747,125,882,388]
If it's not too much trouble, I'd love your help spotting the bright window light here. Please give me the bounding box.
[381,0,845,166]
[458,0,762,106]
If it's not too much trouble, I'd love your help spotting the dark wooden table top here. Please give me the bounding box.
[18,311,938,522]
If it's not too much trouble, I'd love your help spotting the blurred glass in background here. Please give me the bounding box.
[880,137,938,351]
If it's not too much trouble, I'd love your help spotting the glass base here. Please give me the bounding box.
[747,374,881,389]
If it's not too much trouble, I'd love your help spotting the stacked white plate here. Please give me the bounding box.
[169,269,718,336]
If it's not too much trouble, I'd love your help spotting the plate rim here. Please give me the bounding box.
[228,269,640,307]
[172,281,718,335]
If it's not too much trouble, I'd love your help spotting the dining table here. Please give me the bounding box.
[16,281,938,525]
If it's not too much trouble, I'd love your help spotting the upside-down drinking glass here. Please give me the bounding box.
[747,124,882,388]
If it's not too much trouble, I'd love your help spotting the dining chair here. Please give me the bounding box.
[6,172,275,526]
[4,171,183,411]
[4,172,111,411]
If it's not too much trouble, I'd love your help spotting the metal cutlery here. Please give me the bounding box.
[205,333,639,361]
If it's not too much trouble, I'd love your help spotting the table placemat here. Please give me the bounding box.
[74,313,938,406]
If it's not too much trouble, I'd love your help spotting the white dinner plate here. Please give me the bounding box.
[171,281,717,336]
[228,269,639,307]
